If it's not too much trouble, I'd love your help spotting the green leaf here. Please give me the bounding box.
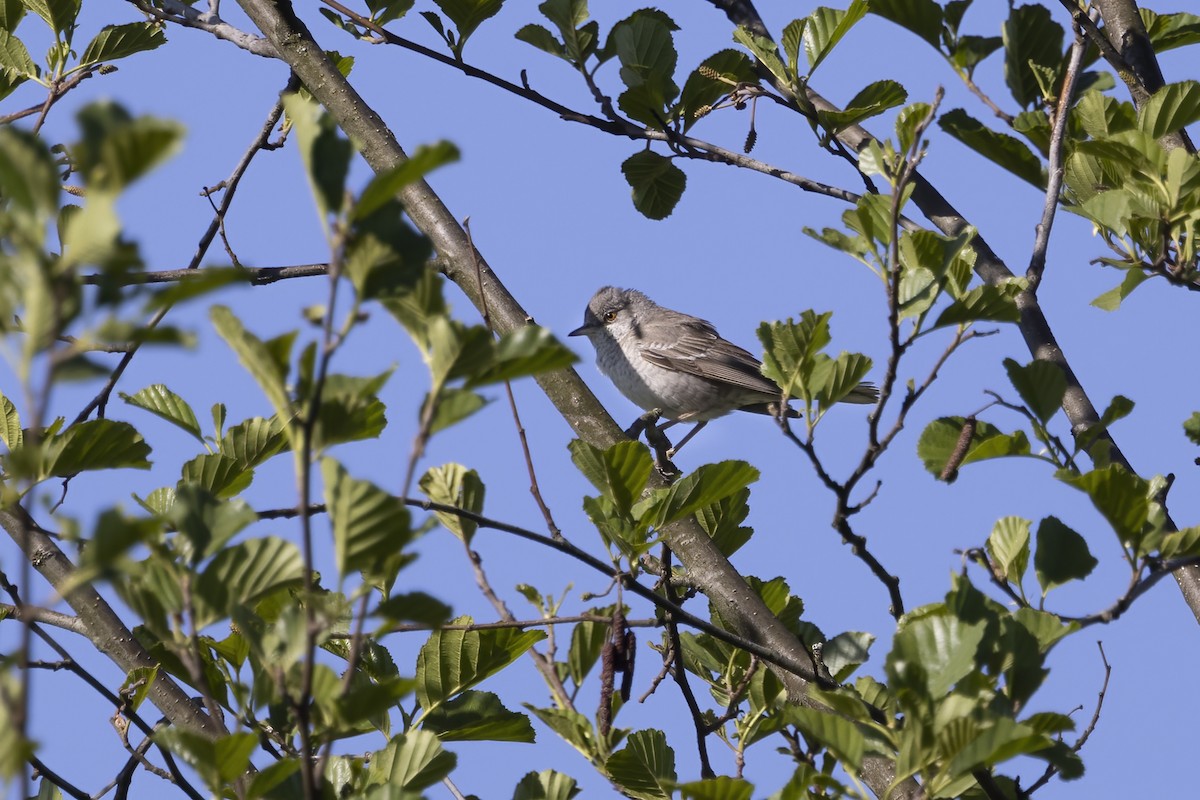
[637,460,759,529]
[74,103,184,193]
[605,729,676,800]
[788,706,865,771]
[1090,267,1150,311]
[117,665,159,713]
[353,140,460,220]
[817,79,907,134]
[0,391,21,449]
[569,440,653,517]
[121,384,203,442]
[1141,9,1200,52]
[1072,90,1136,139]
[218,417,286,469]
[757,311,832,401]
[80,21,165,65]
[0,0,25,33]
[822,631,874,682]
[803,0,869,75]
[514,769,581,800]
[429,388,488,434]
[373,592,453,627]
[987,516,1030,586]
[814,351,873,409]
[678,49,757,132]
[368,730,456,791]
[193,536,305,628]
[0,28,37,80]
[247,759,301,800]
[281,93,352,220]
[932,282,1022,329]
[22,0,78,38]
[168,484,257,563]
[694,486,753,557]
[566,610,612,686]
[153,729,258,790]
[1060,464,1149,547]
[1034,516,1097,596]
[1137,80,1200,140]
[869,0,943,49]
[431,0,503,54]
[679,776,753,800]
[1185,412,1200,446]
[210,307,294,439]
[1002,4,1063,108]
[951,34,1003,75]
[731,26,787,85]
[1003,358,1066,424]
[42,419,151,477]
[917,417,1031,479]
[939,108,1044,188]
[611,10,679,126]
[621,150,686,220]
[415,622,546,712]
[533,0,596,65]
[515,23,565,58]
[887,607,986,698]
[467,325,578,387]
[366,0,415,25]
[322,458,412,576]
[421,689,535,742]
[419,463,485,542]
[179,453,253,499]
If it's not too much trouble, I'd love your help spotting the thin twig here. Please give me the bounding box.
[72,77,296,426]
[0,67,102,127]
[660,546,715,779]
[1027,20,1087,289]
[80,263,329,286]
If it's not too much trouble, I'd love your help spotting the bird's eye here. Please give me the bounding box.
[603,310,618,323]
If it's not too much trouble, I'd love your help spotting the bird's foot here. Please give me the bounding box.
[624,409,663,440]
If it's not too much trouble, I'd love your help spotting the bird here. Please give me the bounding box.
[568,286,876,460]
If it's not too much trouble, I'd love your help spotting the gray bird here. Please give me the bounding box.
[569,286,876,458]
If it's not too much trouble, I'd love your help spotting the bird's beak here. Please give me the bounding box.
[568,323,591,337]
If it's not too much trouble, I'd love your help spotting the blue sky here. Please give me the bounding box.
[2,1,1199,798]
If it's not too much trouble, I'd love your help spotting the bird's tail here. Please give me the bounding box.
[841,382,879,404]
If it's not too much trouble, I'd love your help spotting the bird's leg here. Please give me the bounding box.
[664,420,706,459]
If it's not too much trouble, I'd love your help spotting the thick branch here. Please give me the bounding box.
[0,505,220,739]
[231,1,908,793]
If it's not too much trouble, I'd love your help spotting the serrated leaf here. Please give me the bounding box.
[419,463,485,542]
[515,23,565,58]
[421,690,535,742]
[869,0,943,49]
[431,0,502,54]
[467,325,578,387]
[1137,80,1200,140]
[80,21,165,65]
[369,730,456,790]
[180,453,253,499]
[638,460,759,529]
[822,631,874,682]
[1033,516,1097,596]
[429,387,488,434]
[803,0,869,75]
[281,93,351,219]
[567,610,612,686]
[22,0,78,38]
[0,28,37,80]
[218,417,286,469]
[788,706,865,771]
[569,439,653,516]
[373,592,453,627]
[43,419,151,477]
[193,536,305,628]
[932,282,1022,329]
[0,392,21,449]
[678,776,753,800]
[887,608,986,698]
[153,729,257,790]
[1142,9,1200,52]
[1003,358,1066,424]
[814,351,873,409]
[514,769,581,800]
[987,516,1030,586]
[322,458,412,576]
[732,26,787,85]
[168,484,257,563]
[817,79,907,134]
[612,11,679,126]
[939,108,1045,188]
[757,311,832,401]
[605,729,676,800]
[121,384,203,442]
[1060,464,1149,546]
[1002,4,1063,108]
[917,417,1031,479]
[621,150,686,220]
[416,623,546,712]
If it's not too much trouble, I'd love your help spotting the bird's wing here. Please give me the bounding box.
[639,315,781,396]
